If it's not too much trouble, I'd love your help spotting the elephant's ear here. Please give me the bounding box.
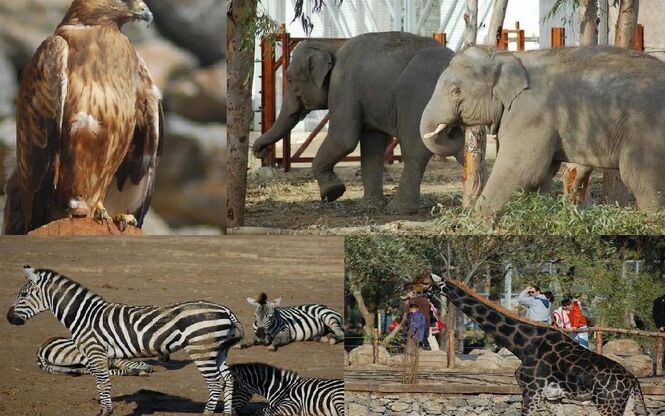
[308,48,333,88]
[492,53,528,110]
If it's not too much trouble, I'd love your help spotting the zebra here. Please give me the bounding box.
[37,335,159,376]
[231,362,344,416]
[6,265,244,416]
[245,293,344,351]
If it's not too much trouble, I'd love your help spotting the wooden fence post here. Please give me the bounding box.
[372,327,379,364]
[635,24,644,51]
[595,330,603,354]
[447,305,456,369]
[657,336,664,376]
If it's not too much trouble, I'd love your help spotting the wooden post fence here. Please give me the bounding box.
[497,21,525,51]
[372,327,379,364]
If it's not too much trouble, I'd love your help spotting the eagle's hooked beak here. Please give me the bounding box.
[137,2,154,27]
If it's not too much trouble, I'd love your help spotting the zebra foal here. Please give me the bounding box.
[231,362,344,416]
[6,265,243,416]
[245,293,344,351]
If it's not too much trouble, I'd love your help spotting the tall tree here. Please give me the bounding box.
[227,0,257,227]
[483,0,510,45]
[602,0,638,206]
[226,1,339,227]
[461,0,487,209]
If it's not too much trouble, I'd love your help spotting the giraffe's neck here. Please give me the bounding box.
[441,280,549,360]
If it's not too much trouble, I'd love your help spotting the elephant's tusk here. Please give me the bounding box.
[423,123,447,140]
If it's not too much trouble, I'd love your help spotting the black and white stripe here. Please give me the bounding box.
[231,362,343,416]
[7,266,243,416]
[37,336,158,376]
[246,293,344,351]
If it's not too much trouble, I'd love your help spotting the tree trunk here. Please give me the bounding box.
[579,0,599,46]
[462,0,487,208]
[602,0,638,206]
[562,0,597,204]
[483,0,509,45]
[599,0,609,45]
[351,286,375,342]
[227,0,257,227]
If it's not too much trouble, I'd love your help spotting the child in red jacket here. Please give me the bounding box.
[569,299,589,348]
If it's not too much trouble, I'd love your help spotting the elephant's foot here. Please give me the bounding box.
[386,197,421,215]
[359,195,385,209]
[319,180,346,202]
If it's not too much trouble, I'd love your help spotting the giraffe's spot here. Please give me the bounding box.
[485,310,501,324]
[498,325,514,337]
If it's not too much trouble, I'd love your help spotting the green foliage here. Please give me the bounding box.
[345,235,665,348]
[434,192,665,235]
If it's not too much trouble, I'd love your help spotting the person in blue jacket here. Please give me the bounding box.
[518,286,551,324]
[406,303,427,348]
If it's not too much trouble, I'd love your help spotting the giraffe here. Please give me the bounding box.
[427,273,647,416]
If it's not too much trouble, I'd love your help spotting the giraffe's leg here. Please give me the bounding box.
[594,401,624,416]
[521,391,544,416]
[84,352,113,416]
[185,344,223,415]
[268,328,291,351]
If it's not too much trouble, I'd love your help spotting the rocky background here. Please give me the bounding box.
[0,0,227,234]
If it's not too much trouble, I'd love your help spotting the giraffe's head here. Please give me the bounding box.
[7,265,50,325]
[427,273,447,298]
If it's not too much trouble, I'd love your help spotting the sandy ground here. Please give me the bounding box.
[0,237,344,416]
[246,131,496,229]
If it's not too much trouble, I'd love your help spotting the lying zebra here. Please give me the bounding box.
[7,266,243,416]
[34,344,344,416]
[37,336,165,376]
[232,362,344,416]
[245,293,344,351]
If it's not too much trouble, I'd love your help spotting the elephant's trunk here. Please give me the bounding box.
[253,91,309,159]
[420,110,464,161]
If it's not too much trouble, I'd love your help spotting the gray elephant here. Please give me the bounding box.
[421,46,665,217]
[253,32,464,214]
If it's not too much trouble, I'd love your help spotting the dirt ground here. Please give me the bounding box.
[245,132,497,229]
[0,237,344,416]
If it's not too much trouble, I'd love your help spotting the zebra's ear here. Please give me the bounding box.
[272,297,282,306]
[23,265,38,283]
[246,297,258,306]
[431,273,442,283]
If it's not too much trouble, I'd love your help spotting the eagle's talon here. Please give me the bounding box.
[93,201,113,225]
[113,214,137,232]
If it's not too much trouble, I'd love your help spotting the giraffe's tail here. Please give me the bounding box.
[629,385,648,416]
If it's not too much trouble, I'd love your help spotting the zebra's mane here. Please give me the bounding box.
[34,269,106,302]
[257,293,269,305]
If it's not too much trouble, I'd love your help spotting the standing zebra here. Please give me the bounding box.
[231,362,344,416]
[245,293,344,351]
[6,265,243,416]
[37,336,158,376]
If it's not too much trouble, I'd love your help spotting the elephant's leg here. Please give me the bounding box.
[386,139,432,214]
[619,149,664,212]
[359,130,391,206]
[537,161,561,194]
[311,104,363,202]
[474,130,555,219]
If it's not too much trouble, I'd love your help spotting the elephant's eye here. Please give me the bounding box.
[450,86,461,96]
